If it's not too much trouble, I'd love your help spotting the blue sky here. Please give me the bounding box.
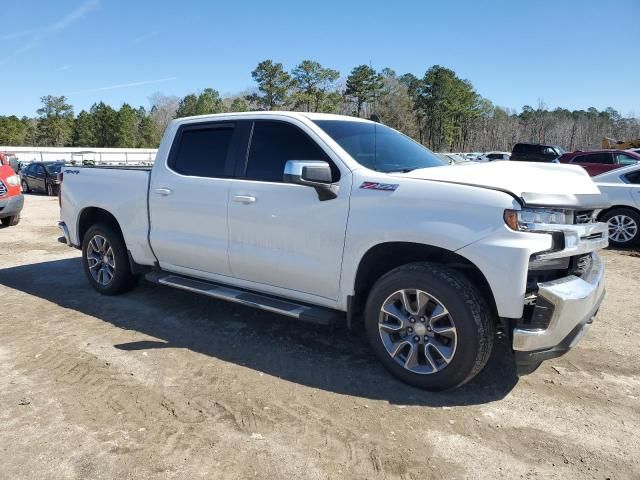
[1,0,639,117]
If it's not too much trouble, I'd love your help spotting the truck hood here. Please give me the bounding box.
[390,161,608,209]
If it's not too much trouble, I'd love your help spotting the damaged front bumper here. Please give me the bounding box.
[513,251,605,374]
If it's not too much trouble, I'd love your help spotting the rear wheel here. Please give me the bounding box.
[364,262,494,391]
[1,214,20,227]
[601,208,640,248]
[82,223,139,295]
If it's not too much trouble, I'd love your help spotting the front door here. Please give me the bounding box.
[32,164,47,192]
[149,121,243,277]
[227,120,350,301]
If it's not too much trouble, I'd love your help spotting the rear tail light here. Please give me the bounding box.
[58,172,63,207]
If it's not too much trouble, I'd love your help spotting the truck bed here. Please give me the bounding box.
[60,166,156,266]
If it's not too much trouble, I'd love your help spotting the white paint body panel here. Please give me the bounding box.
[60,167,156,266]
[594,164,640,210]
[227,177,351,300]
[59,111,607,320]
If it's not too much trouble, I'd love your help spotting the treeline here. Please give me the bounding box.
[1,60,639,152]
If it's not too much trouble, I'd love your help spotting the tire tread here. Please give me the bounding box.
[365,262,495,390]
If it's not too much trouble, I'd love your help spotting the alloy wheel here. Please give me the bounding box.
[378,289,457,374]
[86,234,116,285]
[608,214,638,243]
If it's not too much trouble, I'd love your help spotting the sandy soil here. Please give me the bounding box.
[0,194,638,479]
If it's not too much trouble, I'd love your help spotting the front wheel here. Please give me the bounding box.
[21,180,30,193]
[364,262,494,391]
[46,182,54,196]
[1,214,20,227]
[601,208,640,248]
[81,223,139,295]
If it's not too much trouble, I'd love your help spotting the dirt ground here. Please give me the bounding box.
[0,194,638,480]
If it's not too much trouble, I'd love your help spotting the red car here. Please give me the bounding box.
[0,152,24,227]
[558,149,640,176]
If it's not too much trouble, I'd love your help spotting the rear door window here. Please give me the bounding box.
[625,171,640,184]
[169,123,235,177]
[573,153,613,164]
[243,120,335,182]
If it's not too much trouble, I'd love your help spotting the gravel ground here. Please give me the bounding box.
[0,194,639,480]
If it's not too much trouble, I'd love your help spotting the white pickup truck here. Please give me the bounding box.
[58,112,609,390]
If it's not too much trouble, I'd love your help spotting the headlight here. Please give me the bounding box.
[5,175,20,187]
[504,208,572,232]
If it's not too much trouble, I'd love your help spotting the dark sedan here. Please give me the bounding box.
[20,161,65,196]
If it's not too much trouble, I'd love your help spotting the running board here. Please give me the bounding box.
[144,272,341,326]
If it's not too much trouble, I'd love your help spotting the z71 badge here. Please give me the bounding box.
[359,181,399,191]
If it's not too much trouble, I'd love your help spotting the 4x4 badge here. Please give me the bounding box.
[360,181,399,191]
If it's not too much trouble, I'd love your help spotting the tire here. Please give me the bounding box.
[601,208,640,248]
[21,180,31,193]
[364,262,494,391]
[1,214,20,227]
[46,182,54,196]
[81,223,139,295]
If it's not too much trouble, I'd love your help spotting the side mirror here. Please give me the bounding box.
[284,160,339,201]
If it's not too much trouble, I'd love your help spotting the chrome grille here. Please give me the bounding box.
[0,180,7,197]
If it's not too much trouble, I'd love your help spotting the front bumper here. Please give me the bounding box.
[513,252,605,374]
[0,193,24,218]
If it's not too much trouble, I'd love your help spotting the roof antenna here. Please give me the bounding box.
[369,113,380,123]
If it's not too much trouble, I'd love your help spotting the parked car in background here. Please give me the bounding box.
[20,161,65,196]
[476,151,510,162]
[436,153,470,165]
[510,143,564,163]
[594,164,640,247]
[559,150,639,177]
[0,152,24,227]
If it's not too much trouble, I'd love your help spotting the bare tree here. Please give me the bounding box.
[148,92,179,134]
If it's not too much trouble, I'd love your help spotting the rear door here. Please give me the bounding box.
[625,170,640,206]
[149,121,245,277]
[227,119,350,301]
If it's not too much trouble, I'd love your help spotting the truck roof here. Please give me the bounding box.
[170,111,375,126]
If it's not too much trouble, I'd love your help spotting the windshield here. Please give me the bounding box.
[44,163,64,174]
[314,120,445,172]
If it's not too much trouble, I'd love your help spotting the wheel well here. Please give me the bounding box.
[351,242,498,323]
[77,207,123,245]
[598,205,640,220]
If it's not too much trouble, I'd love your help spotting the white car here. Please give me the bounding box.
[476,151,511,162]
[58,112,609,390]
[462,152,482,161]
[436,153,470,165]
[594,164,640,247]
